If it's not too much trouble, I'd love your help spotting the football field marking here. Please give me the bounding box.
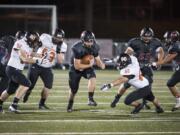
[1,132,180,135]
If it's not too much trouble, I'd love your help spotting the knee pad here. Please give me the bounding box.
[167,80,174,87]
[124,98,131,105]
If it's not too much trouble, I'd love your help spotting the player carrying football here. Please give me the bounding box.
[67,30,105,112]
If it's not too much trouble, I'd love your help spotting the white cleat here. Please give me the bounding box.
[9,105,20,113]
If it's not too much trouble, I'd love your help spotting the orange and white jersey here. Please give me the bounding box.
[120,55,149,89]
[7,38,32,70]
[37,33,67,68]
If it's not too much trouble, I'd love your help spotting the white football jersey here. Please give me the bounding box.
[37,33,67,68]
[8,38,32,70]
[120,55,149,89]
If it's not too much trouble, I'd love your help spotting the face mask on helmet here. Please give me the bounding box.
[117,53,132,69]
[163,31,171,46]
[140,27,154,43]
[81,30,95,48]
[26,32,40,48]
[52,28,65,45]
[170,30,179,42]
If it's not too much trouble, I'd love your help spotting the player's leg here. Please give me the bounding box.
[166,70,180,111]
[38,67,53,109]
[67,69,81,112]
[124,86,151,114]
[23,65,40,103]
[111,83,130,108]
[83,68,97,106]
[87,77,97,106]
[145,91,164,113]
[7,67,31,113]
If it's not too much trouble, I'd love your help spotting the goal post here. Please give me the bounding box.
[0,5,57,35]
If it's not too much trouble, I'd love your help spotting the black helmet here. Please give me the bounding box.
[52,28,65,45]
[170,30,179,42]
[80,30,95,43]
[25,31,40,48]
[15,30,26,40]
[117,53,132,69]
[140,27,154,37]
[163,31,171,46]
[140,27,154,43]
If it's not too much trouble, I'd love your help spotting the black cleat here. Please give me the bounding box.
[110,95,120,108]
[143,104,151,110]
[131,104,143,114]
[23,91,31,103]
[88,99,97,106]
[156,106,164,113]
[39,104,50,110]
[171,107,179,112]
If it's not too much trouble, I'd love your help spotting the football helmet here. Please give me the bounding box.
[170,30,179,42]
[163,31,171,46]
[81,30,95,48]
[15,30,26,40]
[25,31,40,48]
[52,28,65,45]
[140,27,154,43]
[117,53,132,69]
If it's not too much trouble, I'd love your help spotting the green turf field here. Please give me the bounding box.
[0,69,180,135]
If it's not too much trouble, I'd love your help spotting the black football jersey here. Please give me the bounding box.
[168,41,180,65]
[128,37,162,64]
[70,41,100,65]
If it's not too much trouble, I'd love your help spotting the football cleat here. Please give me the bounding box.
[9,105,20,113]
[172,98,180,112]
[88,99,97,106]
[23,91,31,103]
[156,106,164,113]
[110,95,120,108]
[39,104,50,110]
[131,104,143,114]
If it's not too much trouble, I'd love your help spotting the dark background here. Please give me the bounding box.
[0,0,180,40]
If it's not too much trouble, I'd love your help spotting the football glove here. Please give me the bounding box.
[100,84,111,91]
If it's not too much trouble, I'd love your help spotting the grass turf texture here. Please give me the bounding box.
[0,69,180,134]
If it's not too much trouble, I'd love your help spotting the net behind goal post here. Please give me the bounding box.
[0,5,57,36]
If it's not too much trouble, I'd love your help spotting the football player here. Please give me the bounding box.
[67,30,105,112]
[22,28,67,109]
[110,27,164,113]
[0,32,45,113]
[153,30,180,111]
[101,53,155,114]
[0,31,26,95]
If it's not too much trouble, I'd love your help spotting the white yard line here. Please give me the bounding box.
[1,119,180,123]
[1,132,180,135]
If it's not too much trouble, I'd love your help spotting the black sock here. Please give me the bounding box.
[88,92,94,100]
[39,98,46,105]
[115,94,121,99]
[67,100,74,109]
[12,97,19,107]
[0,99,4,106]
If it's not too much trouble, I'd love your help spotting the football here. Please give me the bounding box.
[81,55,94,64]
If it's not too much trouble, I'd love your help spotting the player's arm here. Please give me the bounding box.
[19,49,45,64]
[57,52,65,64]
[156,53,177,65]
[156,47,165,62]
[100,75,132,91]
[74,58,94,70]
[125,47,134,55]
[94,55,105,69]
